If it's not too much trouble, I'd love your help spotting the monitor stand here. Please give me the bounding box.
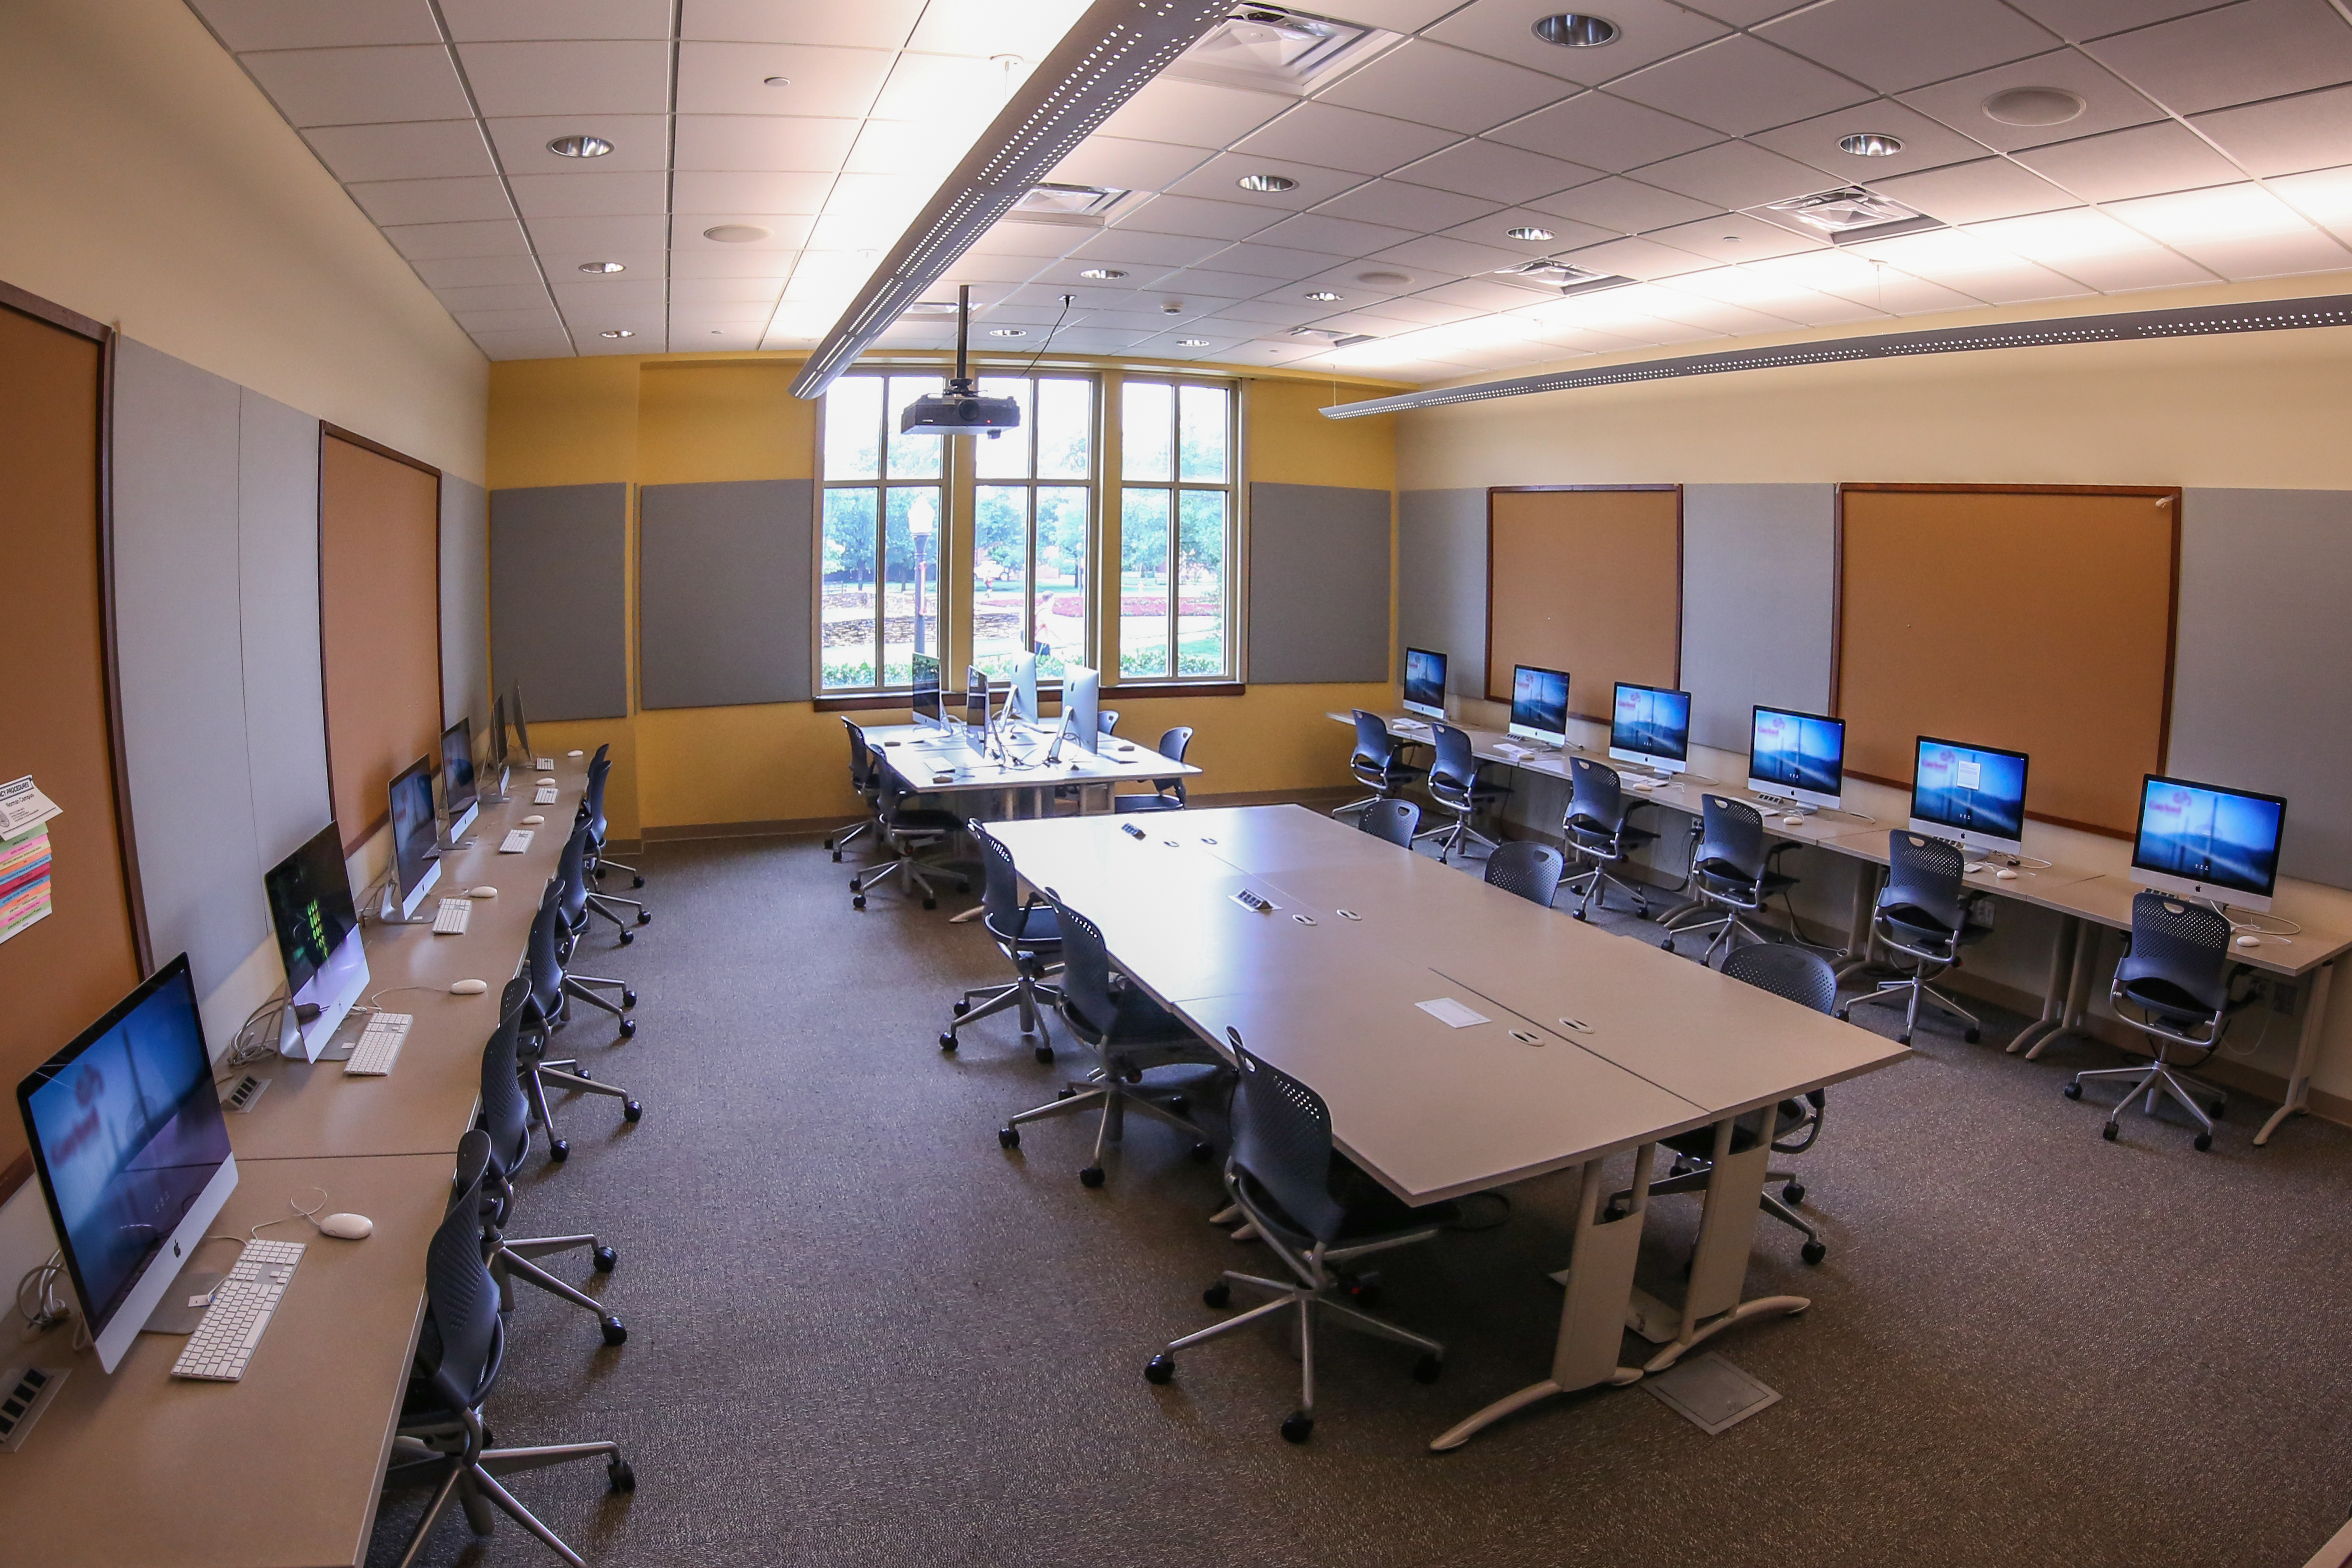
[480,765,512,805]
[1752,791,1816,817]
[378,880,432,925]
[140,1272,227,1336]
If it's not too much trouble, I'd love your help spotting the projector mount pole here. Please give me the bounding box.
[951,283,974,395]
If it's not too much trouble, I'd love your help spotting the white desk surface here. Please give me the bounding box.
[859,721,1195,796]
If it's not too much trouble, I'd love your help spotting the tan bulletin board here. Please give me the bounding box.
[1836,485,2179,837]
[320,430,444,850]
[1487,486,1681,719]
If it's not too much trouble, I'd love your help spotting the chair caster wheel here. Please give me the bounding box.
[1660,939,1675,954]
[549,1139,570,1163]
[1896,1031,1912,1045]
[1964,1027,1981,1043]
[575,1066,593,1080]
[618,1017,637,1038]
[957,879,972,895]
[851,895,866,910]
[1079,1166,1105,1188]
[1145,1354,1175,1385]
[1412,1354,1442,1385]
[1034,1044,1055,1064]
[998,1126,1019,1149]
[952,1000,971,1017]
[2194,1132,2214,1151]
[2209,1101,2226,1121]
[1603,1203,1626,1222]
[1056,1088,1076,1100]
[832,850,843,862]
[1834,1008,1850,1022]
[1572,910,1587,922]
[623,1099,642,1121]
[600,1316,628,1347]
[1801,1240,1827,1266]
[922,897,937,911]
[631,876,644,889]
[1189,1141,1213,1163]
[621,989,637,1009]
[2102,1122,2119,1142]
[593,1246,618,1272]
[636,911,652,926]
[608,1459,635,1493]
[617,930,634,945]
[1280,1412,1314,1444]
[939,1032,958,1052]
[1344,1274,1383,1308]
[2063,1082,2082,1099]
[1203,1282,1231,1308]
[1781,1180,1806,1205]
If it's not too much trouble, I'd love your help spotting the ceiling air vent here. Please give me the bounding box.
[1008,183,1131,226]
[1496,259,1637,297]
[1289,325,1374,346]
[1757,187,1943,244]
[1170,5,1402,94]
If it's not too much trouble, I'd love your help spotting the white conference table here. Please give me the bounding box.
[861,719,1196,814]
[987,805,1910,1449]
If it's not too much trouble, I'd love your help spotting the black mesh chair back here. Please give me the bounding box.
[1567,756,1629,841]
[1882,832,1968,936]
[845,720,876,792]
[1098,709,1119,736]
[1485,841,1565,906]
[1228,1032,1347,1243]
[1153,727,1193,803]
[1695,795,1768,890]
[1052,897,1119,1038]
[975,825,1029,937]
[1350,710,1398,787]
[477,979,535,1177]
[2118,890,2232,1020]
[1428,723,1479,808]
[414,1130,503,1414]
[582,748,612,842]
[1722,942,1837,1014]
[1362,798,1419,847]
[556,817,596,929]
[525,876,567,1019]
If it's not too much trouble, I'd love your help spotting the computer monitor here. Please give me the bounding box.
[965,666,990,730]
[1064,664,1100,755]
[1747,705,1846,812]
[1609,681,1691,776]
[441,717,478,840]
[17,954,238,1374]
[1508,665,1570,746]
[2131,774,2287,913]
[511,684,535,765]
[1008,650,1040,726]
[912,653,944,730]
[388,755,442,918]
[1909,736,2029,859]
[488,693,510,773]
[263,821,367,1060]
[1402,647,1447,720]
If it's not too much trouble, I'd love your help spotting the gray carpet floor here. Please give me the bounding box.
[368,824,2352,1568]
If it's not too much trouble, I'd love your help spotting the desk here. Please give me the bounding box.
[988,806,1908,1449]
[860,721,1195,817]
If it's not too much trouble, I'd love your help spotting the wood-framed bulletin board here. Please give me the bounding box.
[1486,486,1682,720]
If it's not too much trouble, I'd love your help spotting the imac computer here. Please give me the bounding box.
[2131,774,2287,914]
[1402,647,1447,721]
[17,954,238,1374]
[1062,665,1101,757]
[263,821,367,1060]
[1508,665,1570,748]
[483,695,511,802]
[440,716,479,844]
[512,684,547,769]
[386,755,442,920]
[912,653,945,731]
[1008,649,1040,726]
[1609,681,1692,778]
[1910,736,2029,860]
[1747,706,1846,813]
[964,667,999,757]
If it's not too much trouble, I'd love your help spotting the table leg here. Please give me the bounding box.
[2009,917,2080,1055]
[2023,923,2101,1061]
[1624,1117,1809,1374]
[1428,1147,1653,1452]
[2257,959,2335,1146]
[1833,864,1882,981]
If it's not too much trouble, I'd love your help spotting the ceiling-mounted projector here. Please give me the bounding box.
[900,284,1021,438]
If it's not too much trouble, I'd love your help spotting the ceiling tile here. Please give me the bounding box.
[963,221,1090,258]
[2004,0,2232,42]
[413,253,546,287]
[1390,138,1601,203]
[1358,294,1488,325]
[2012,119,2244,200]
[1250,211,1425,255]
[1231,103,1461,177]
[1855,229,2095,303]
[456,40,672,117]
[684,0,924,47]
[1486,92,1722,172]
[1070,230,1234,267]
[1163,152,1368,211]
[900,0,1092,61]
[673,116,863,171]
[2269,162,2352,235]
[1441,209,1620,253]
[470,327,578,359]
[1898,49,2163,151]
[672,171,832,214]
[1646,211,1828,264]
[942,253,1058,285]
[348,176,515,227]
[2192,82,2352,176]
[1556,235,1719,279]
[1149,266,1290,300]
[1316,41,1575,136]
[2102,181,2352,274]
[679,43,897,119]
[1964,207,2217,287]
[508,170,669,218]
[1631,140,1832,209]
[1369,233,1522,277]
[1312,178,1502,230]
[1685,0,1821,24]
[1666,271,1886,325]
[1117,193,1285,241]
[668,322,771,351]
[239,45,473,127]
[1049,137,1212,194]
[1093,79,1291,150]
[1422,0,1732,83]
[544,250,666,283]
[1523,175,1722,233]
[190,0,439,50]
[432,283,555,313]
[1736,250,1986,313]
[2085,0,2352,116]
[1214,297,1348,325]
[456,305,569,331]
[1617,289,1804,333]
[439,0,673,40]
[1758,0,2059,94]
[303,120,498,183]
[1415,277,1576,310]
[668,247,798,278]
[1209,241,1354,277]
[385,218,533,259]
[1748,99,2002,181]
[1608,36,1875,137]
[484,114,670,173]
[1864,158,2079,223]
[551,278,670,313]
[524,214,671,252]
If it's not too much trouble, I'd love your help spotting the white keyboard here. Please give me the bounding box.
[343,1012,411,1076]
[432,897,472,935]
[534,786,559,805]
[170,1239,305,1382]
[499,829,534,853]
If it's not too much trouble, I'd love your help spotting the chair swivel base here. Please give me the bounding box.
[942,976,1062,1062]
[996,1070,1216,1186]
[1413,817,1499,864]
[1564,867,1649,922]
[1657,908,1775,966]
[2065,1058,2226,1150]
[1839,975,1980,1046]
[493,1238,626,1346]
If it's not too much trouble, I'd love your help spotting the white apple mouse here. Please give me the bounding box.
[2236,934,2262,948]
[522,814,545,825]
[468,885,497,898]
[449,978,489,996]
[1995,867,2019,880]
[317,1213,373,1240]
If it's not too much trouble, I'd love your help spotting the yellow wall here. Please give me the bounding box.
[488,353,1404,841]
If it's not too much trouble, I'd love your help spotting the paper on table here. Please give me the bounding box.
[1416,997,1490,1029]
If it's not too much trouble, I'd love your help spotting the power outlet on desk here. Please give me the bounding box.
[0,1365,69,1452]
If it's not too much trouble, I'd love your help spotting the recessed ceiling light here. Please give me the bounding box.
[1532,13,1619,47]
[1982,86,2085,127]
[1304,289,1341,301]
[1839,131,1904,157]
[1236,173,1298,193]
[762,75,791,87]
[600,329,635,339]
[578,261,626,274]
[1177,338,1210,346]
[1079,267,1127,279]
[1355,269,1411,286]
[988,328,1027,337]
[1505,225,1554,241]
[703,224,771,243]
[547,134,612,158]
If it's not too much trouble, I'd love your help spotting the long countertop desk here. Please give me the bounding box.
[987,806,1909,1449]
[0,759,589,1564]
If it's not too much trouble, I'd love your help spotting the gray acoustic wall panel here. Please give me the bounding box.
[1398,488,1486,697]
[489,483,629,721]
[2172,489,2352,889]
[1680,484,1837,753]
[441,476,490,733]
[1248,482,1390,685]
[639,479,814,709]
[236,387,331,869]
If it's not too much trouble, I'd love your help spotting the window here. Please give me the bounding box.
[1119,380,1233,680]
[971,376,1094,681]
[820,374,946,692]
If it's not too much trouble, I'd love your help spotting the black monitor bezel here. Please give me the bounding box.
[1609,680,1693,763]
[441,717,477,815]
[1508,664,1570,738]
[1402,647,1448,706]
[263,820,357,999]
[2129,771,2290,902]
[1908,734,2032,837]
[1748,704,1847,792]
[389,754,439,896]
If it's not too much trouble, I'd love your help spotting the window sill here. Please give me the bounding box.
[813,693,915,714]
[1104,681,1247,700]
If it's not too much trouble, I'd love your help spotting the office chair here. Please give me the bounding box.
[942,824,1062,1064]
[1334,709,1422,821]
[2064,891,2244,1150]
[379,1131,633,1568]
[998,896,1226,1187]
[1360,798,1420,848]
[850,772,965,911]
[1114,726,1194,812]
[1660,795,1797,966]
[1561,757,1658,921]
[1145,1031,1448,1444]
[1485,841,1565,907]
[520,878,643,1161]
[828,719,885,862]
[551,823,638,1023]
[1099,709,1120,737]
[1839,832,1990,1046]
[578,748,649,932]
[1604,944,1834,1264]
[1412,722,1507,863]
[477,980,626,1346]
